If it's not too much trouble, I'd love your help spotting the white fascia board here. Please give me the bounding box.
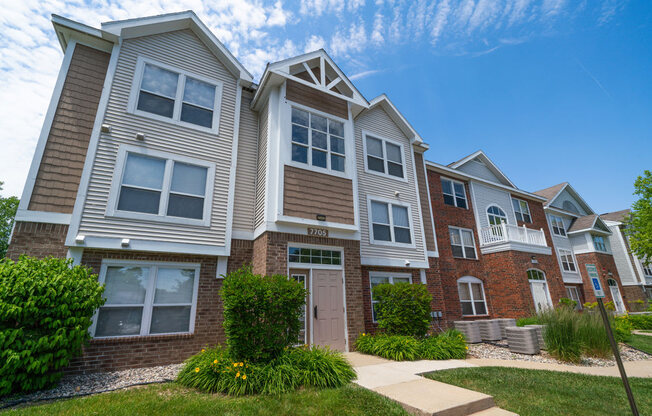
[74,236,229,256]
[549,182,595,215]
[545,206,580,218]
[425,160,546,202]
[567,228,612,236]
[14,210,71,225]
[51,14,118,52]
[361,256,429,269]
[480,242,552,256]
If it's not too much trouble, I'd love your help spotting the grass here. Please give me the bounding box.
[426,367,652,416]
[627,334,652,355]
[3,383,408,416]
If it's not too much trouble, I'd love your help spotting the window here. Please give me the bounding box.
[527,269,545,280]
[288,247,342,265]
[369,200,412,245]
[93,262,199,338]
[111,147,214,224]
[291,107,345,172]
[550,215,566,236]
[592,235,607,252]
[558,249,578,273]
[457,276,487,316]
[487,206,508,226]
[512,198,531,223]
[292,274,308,344]
[364,134,405,179]
[449,227,477,259]
[643,263,652,277]
[565,286,582,310]
[370,273,412,321]
[132,59,222,132]
[441,178,467,208]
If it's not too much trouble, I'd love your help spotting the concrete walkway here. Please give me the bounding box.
[345,352,517,416]
[633,330,652,336]
[466,357,652,378]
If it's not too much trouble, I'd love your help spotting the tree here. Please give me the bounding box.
[0,181,20,258]
[625,170,652,264]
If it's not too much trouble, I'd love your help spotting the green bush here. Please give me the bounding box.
[372,282,431,337]
[176,345,355,396]
[622,313,652,330]
[221,267,307,362]
[558,297,578,310]
[613,316,633,343]
[516,316,540,327]
[355,331,467,361]
[0,256,105,396]
[538,308,582,363]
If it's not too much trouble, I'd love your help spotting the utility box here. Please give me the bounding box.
[494,318,517,339]
[477,319,502,341]
[454,320,481,343]
[506,326,541,355]
[525,324,546,350]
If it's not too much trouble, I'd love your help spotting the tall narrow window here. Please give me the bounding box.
[457,277,487,316]
[369,200,413,245]
[565,286,582,310]
[550,215,566,236]
[487,206,507,226]
[291,108,345,172]
[512,198,531,223]
[364,135,405,179]
[449,227,477,259]
[558,249,577,272]
[441,178,467,208]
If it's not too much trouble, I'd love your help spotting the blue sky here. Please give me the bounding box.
[0,0,649,214]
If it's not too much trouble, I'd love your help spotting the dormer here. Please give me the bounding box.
[448,150,515,188]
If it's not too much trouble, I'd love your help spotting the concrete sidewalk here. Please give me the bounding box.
[466,357,652,378]
[345,352,517,416]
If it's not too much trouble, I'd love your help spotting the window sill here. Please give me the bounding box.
[443,203,468,210]
[90,332,194,344]
[452,256,479,261]
[461,314,490,319]
[105,210,211,228]
[363,168,408,183]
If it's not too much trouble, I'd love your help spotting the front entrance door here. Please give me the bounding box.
[608,279,625,313]
[312,269,346,351]
[530,282,552,312]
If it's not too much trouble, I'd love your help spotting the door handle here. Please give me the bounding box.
[314,305,318,319]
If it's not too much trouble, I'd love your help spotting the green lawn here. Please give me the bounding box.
[2,383,408,416]
[627,334,652,354]
[426,367,652,416]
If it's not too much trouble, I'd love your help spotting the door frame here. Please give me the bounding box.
[287,243,349,351]
[528,269,553,312]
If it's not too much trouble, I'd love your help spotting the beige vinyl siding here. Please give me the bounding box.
[254,102,269,229]
[355,106,426,262]
[232,89,258,233]
[77,30,237,247]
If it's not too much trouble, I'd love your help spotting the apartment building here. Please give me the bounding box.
[534,183,627,312]
[602,209,652,309]
[6,11,634,373]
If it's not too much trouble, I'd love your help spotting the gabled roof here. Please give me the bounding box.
[601,209,630,223]
[252,49,368,114]
[534,182,595,214]
[99,11,253,84]
[365,94,426,148]
[567,214,611,235]
[447,150,516,188]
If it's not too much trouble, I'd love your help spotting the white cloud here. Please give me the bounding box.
[371,12,385,45]
[305,34,326,52]
[330,21,367,56]
[349,68,381,80]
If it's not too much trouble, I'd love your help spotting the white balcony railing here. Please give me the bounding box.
[479,223,547,247]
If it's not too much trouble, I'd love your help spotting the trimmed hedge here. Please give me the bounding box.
[373,282,431,338]
[0,257,104,396]
[355,330,467,361]
[221,267,307,362]
[177,345,355,396]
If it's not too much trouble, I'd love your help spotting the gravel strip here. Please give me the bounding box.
[468,342,651,367]
[1,363,184,408]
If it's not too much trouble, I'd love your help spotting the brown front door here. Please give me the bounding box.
[312,269,346,351]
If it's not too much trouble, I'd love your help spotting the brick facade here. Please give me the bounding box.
[575,251,626,305]
[6,221,69,260]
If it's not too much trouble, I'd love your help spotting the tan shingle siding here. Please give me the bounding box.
[283,165,355,224]
[28,44,110,213]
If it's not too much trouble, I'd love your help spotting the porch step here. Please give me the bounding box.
[372,378,496,416]
[469,407,519,416]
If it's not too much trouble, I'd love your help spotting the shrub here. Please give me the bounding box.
[221,266,307,362]
[355,331,467,361]
[516,316,540,327]
[0,257,104,396]
[538,307,582,363]
[372,282,431,337]
[419,330,467,360]
[177,346,355,396]
[623,313,652,330]
[613,316,633,343]
[558,297,578,310]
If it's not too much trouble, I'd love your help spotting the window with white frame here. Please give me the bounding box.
[643,263,652,277]
[370,273,412,321]
[288,247,342,265]
[364,134,404,179]
[487,205,508,226]
[527,269,545,280]
[133,60,222,131]
[550,215,566,236]
[369,200,412,244]
[512,198,531,223]
[457,276,487,316]
[93,263,199,338]
[449,227,477,259]
[558,248,578,273]
[291,107,345,172]
[592,235,608,252]
[112,149,213,223]
[565,286,582,310]
[441,178,467,209]
[291,274,308,344]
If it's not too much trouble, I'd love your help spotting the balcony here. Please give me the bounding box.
[479,223,551,255]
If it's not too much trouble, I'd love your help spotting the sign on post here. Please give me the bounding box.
[585,264,605,298]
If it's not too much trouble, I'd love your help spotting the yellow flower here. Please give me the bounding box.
[362,333,366,336]
[233,363,238,367]
[239,362,244,367]
[465,346,469,350]
[201,349,205,353]
[242,375,247,380]
[213,359,218,364]
[236,372,240,378]
[195,367,200,373]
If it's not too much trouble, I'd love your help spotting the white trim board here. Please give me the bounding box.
[14,210,72,225]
